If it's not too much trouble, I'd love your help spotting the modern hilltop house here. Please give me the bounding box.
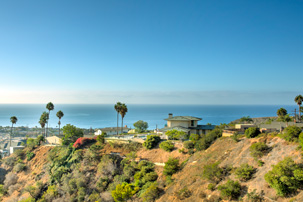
[160,113,215,136]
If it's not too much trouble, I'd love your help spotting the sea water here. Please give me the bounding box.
[0,104,296,129]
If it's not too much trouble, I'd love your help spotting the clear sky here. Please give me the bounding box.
[0,0,302,105]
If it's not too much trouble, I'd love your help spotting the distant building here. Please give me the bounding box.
[235,124,256,131]
[96,127,130,136]
[45,136,62,145]
[10,146,25,154]
[160,113,215,137]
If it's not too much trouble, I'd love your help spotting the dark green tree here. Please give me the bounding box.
[10,116,18,148]
[120,103,128,135]
[62,124,84,145]
[295,95,303,121]
[143,135,161,149]
[56,110,64,136]
[163,157,179,176]
[133,120,148,133]
[46,102,54,137]
[114,102,122,135]
[245,127,260,138]
[277,108,287,119]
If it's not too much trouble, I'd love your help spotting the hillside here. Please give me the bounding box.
[0,133,302,202]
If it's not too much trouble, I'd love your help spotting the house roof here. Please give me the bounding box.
[165,116,202,121]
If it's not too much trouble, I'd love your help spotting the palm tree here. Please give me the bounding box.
[10,116,18,149]
[294,95,303,122]
[40,112,48,138]
[119,103,128,135]
[56,110,64,136]
[46,102,54,137]
[114,102,122,135]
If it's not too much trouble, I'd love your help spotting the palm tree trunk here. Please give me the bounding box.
[58,121,61,136]
[117,112,119,135]
[121,118,123,135]
[10,123,13,149]
[299,104,301,122]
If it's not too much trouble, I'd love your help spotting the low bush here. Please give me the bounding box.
[3,156,16,167]
[14,163,26,173]
[159,141,174,152]
[195,129,222,151]
[3,172,18,189]
[143,135,161,149]
[176,187,192,200]
[96,133,105,144]
[202,162,223,183]
[257,160,264,167]
[163,158,179,176]
[249,142,270,159]
[140,182,162,202]
[282,125,302,142]
[189,133,200,142]
[26,151,35,161]
[234,163,255,181]
[218,180,241,200]
[265,157,303,196]
[245,127,261,138]
[111,182,139,202]
[246,189,264,202]
[208,183,216,191]
[183,141,194,149]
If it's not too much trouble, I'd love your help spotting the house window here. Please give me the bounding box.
[191,120,194,126]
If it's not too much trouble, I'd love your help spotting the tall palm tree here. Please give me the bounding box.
[56,110,64,136]
[114,102,122,135]
[10,116,18,149]
[46,102,54,137]
[295,95,303,122]
[119,103,128,135]
[40,112,48,138]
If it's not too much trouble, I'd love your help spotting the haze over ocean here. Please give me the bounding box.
[0,104,296,129]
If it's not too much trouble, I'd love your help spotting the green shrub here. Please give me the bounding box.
[77,187,86,202]
[189,133,200,142]
[282,126,302,142]
[111,182,139,202]
[166,130,189,140]
[249,142,270,159]
[208,183,216,191]
[183,141,194,149]
[140,182,162,202]
[159,141,174,152]
[143,135,161,149]
[14,163,26,173]
[245,127,261,138]
[163,158,179,176]
[26,151,35,161]
[234,163,255,181]
[202,162,223,183]
[246,189,264,202]
[218,180,241,200]
[142,172,158,184]
[96,133,105,144]
[176,187,192,200]
[3,156,16,167]
[265,157,303,196]
[195,129,222,151]
[257,160,264,167]
[89,143,103,152]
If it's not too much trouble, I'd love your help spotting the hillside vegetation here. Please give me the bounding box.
[0,128,303,202]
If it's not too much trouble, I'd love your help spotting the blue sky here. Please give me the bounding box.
[0,0,302,104]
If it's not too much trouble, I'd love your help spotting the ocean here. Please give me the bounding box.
[0,104,296,129]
